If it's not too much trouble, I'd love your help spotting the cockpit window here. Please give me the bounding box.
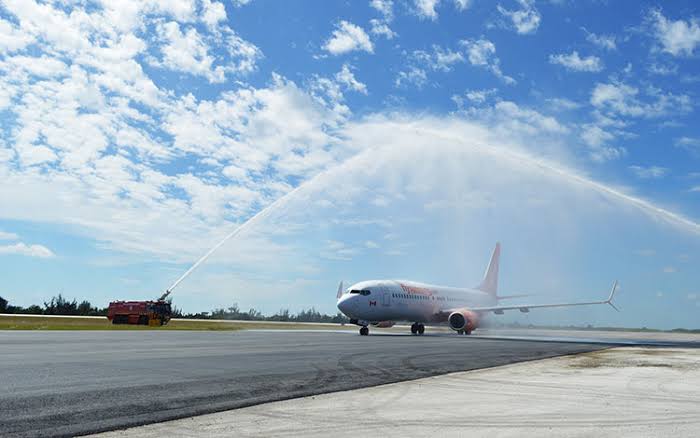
[349,289,371,295]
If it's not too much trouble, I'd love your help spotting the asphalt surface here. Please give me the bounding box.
[1,330,610,437]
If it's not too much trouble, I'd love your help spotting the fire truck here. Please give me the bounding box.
[107,291,173,326]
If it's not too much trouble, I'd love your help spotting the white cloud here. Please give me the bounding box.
[232,0,252,6]
[370,0,394,20]
[454,0,472,11]
[335,64,368,94]
[323,21,374,55]
[629,165,668,179]
[648,63,678,76]
[433,46,465,71]
[0,18,35,54]
[663,266,676,274]
[590,82,692,119]
[0,231,18,240]
[395,66,428,88]
[549,51,603,72]
[648,9,700,56]
[497,0,541,35]
[201,0,227,29]
[414,0,440,21]
[460,38,516,84]
[0,242,55,258]
[369,0,397,39]
[547,97,581,111]
[370,19,397,39]
[675,137,700,155]
[580,124,625,162]
[494,101,568,135]
[583,28,617,51]
[153,22,225,82]
[457,88,498,105]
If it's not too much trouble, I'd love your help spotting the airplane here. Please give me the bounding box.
[336,243,619,336]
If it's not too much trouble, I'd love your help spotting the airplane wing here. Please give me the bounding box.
[469,281,619,315]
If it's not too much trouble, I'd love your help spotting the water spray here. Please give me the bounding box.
[158,148,377,300]
[159,183,308,300]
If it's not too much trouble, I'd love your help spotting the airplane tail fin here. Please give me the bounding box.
[476,243,500,297]
[336,281,344,299]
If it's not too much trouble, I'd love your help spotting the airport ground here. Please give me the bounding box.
[1,324,698,437]
[95,346,700,438]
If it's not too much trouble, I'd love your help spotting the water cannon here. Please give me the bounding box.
[158,289,172,302]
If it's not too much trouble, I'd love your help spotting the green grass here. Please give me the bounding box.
[0,315,347,331]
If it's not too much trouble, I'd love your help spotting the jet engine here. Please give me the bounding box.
[371,321,395,328]
[448,310,479,332]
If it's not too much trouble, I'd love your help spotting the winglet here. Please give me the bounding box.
[606,280,620,312]
[336,281,344,299]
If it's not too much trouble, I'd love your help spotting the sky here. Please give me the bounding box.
[0,0,699,329]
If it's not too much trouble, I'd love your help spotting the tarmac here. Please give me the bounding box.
[94,346,700,438]
[0,329,606,437]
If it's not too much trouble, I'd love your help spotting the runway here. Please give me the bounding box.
[1,329,607,438]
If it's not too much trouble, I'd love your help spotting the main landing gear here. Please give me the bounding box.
[456,329,472,335]
[359,326,369,336]
[410,323,425,335]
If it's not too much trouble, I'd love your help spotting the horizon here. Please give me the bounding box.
[1,0,699,330]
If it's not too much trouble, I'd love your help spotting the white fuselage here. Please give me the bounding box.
[336,279,497,324]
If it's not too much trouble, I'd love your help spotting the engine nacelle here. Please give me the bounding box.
[448,310,479,332]
[371,321,395,328]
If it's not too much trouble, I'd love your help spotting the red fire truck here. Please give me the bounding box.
[107,300,172,326]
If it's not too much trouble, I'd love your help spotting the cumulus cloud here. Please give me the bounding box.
[0,18,35,54]
[580,124,625,162]
[414,0,440,20]
[549,51,604,72]
[152,21,226,82]
[648,9,700,56]
[582,28,617,51]
[395,66,428,88]
[323,21,374,55]
[460,38,516,84]
[369,0,397,39]
[370,0,394,20]
[0,242,55,258]
[452,88,498,107]
[335,64,368,94]
[629,165,668,179]
[590,82,692,119]
[497,0,541,35]
[370,19,397,39]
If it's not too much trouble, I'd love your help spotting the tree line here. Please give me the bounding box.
[0,295,348,323]
[0,294,106,316]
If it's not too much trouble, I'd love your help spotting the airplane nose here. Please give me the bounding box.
[337,295,355,316]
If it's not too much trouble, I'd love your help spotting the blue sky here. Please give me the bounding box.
[0,0,699,328]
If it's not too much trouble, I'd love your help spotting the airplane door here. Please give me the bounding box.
[382,291,390,306]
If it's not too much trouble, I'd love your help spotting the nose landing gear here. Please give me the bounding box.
[359,326,369,336]
[410,323,425,335]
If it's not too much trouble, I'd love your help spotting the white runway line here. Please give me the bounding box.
[92,347,700,438]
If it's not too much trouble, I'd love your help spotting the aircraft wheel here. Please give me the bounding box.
[417,324,425,335]
[457,329,464,335]
[410,323,417,335]
[464,330,471,335]
[360,326,369,336]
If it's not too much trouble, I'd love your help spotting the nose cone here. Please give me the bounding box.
[337,294,356,317]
